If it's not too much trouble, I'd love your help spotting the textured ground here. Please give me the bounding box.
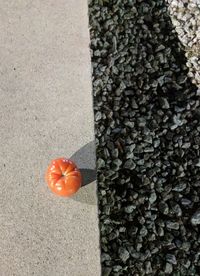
[0,1,100,275]
[89,0,200,275]
[167,0,200,87]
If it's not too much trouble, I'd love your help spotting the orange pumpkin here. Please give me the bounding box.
[45,158,81,197]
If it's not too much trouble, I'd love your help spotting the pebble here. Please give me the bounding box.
[191,210,200,225]
[160,97,170,109]
[172,182,187,192]
[145,261,153,274]
[118,247,130,263]
[95,111,102,121]
[159,202,169,215]
[124,121,135,128]
[149,192,157,204]
[124,159,136,170]
[165,262,173,274]
[97,158,105,169]
[124,205,136,214]
[113,159,122,170]
[181,198,192,207]
[166,254,177,265]
[166,221,180,230]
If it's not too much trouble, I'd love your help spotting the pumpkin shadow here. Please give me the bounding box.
[79,168,96,187]
[70,141,98,205]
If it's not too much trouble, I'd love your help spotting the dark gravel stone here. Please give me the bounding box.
[123,159,136,170]
[159,202,169,215]
[166,254,177,265]
[159,97,170,109]
[172,182,187,192]
[191,209,200,225]
[165,262,173,274]
[118,247,130,263]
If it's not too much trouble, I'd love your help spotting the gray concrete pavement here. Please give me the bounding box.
[0,1,101,275]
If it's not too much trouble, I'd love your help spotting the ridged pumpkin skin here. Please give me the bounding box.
[45,158,81,197]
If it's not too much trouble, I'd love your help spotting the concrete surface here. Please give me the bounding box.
[0,1,101,275]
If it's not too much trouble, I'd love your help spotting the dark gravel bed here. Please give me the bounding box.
[89,1,200,275]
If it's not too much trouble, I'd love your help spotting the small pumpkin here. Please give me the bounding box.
[45,158,81,197]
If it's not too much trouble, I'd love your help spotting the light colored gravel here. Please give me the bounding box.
[167,0,200,87]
